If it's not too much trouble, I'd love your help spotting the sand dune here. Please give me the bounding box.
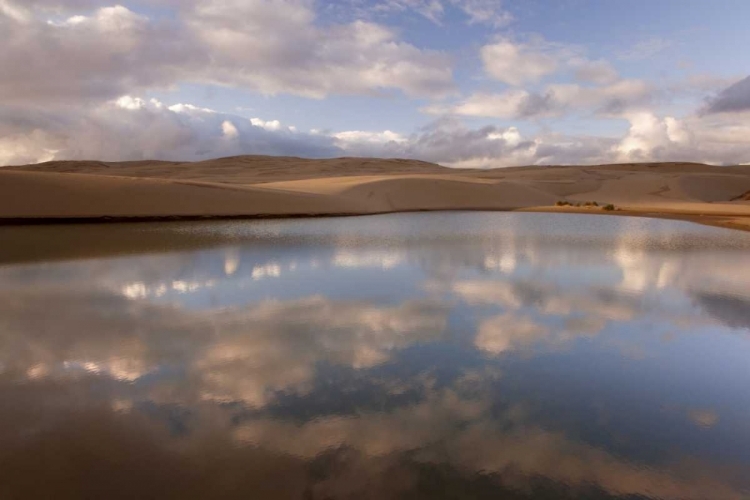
[2,156,750,231]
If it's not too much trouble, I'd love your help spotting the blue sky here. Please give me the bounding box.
[1,0,749,166]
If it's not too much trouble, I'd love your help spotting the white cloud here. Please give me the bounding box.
[614,110,750,164]
[0,0,31,22]
[249,118,283,131]
[475,313,550,355]
[570,58,619,85]
[0,97,340,166]
[3,92,750,169]
[457,89,555,118]
[430,79,653,119]
[0,0,455,105]
[334,129,407,145]
[481,38,563,86]
[221,120,239,139]
[480,36,630,92]
[546,79,653,115]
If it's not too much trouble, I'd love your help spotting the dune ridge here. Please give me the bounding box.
[2,156,750,231]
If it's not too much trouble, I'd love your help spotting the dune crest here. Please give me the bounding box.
[2,156,750,231]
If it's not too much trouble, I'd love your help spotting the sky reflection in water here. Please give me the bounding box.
[1,212,750,499]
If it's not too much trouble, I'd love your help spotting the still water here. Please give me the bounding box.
[1,212,750,499]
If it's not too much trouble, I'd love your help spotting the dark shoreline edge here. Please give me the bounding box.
[0,208,749,233]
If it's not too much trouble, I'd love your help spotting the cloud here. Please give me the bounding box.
[332,129,407,145]
[481,37,564,86]
[570,58,619,85]
[692,292,750,331]
[331,117,545,167]
[229,386,745,500]
[0,286,448,407]
[0,0,455,104]
[0,3,191,104]
[0,97,550,167]
[221,120,239,139]
[426,79,653,119]
[343,0,512,27]
[3,92,750,168]
[449,0,512,27]
[688,409,720,428]
[430,90,554,119]
[475,313,550,355]
[0,97,341,165]
[618,37,672,61]
[614,110,750,165]
[193,296,448,406]
[479,36,622,88]
[187,0,455,99]
[702,75,750,114]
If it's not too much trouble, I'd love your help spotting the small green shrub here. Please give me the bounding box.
[603,204,615,211]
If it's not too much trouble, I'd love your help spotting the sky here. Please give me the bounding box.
[1,0,750,167]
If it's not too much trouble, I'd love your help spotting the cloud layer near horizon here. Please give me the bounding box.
[5,95,750,168]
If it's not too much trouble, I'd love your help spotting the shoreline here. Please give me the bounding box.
[1,207,748,233]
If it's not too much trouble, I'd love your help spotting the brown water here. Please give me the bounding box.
[1,212,750,499]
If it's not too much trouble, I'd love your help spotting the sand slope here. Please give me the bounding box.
[3,156,750,230]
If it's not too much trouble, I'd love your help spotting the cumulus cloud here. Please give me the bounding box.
[570,58,619,85]
[0,0,455,104]
[0,97,341,165]
[614,110,750,164]
[702,75,750,114]
[481,37,565,86]
[3,92,750,168]
[0,3,191,104]
[478,36,623,88]
[474,313,550,355]
[332,117,545,168]
[424,79,653,119]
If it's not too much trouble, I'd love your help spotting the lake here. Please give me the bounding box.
[1,212,750,499]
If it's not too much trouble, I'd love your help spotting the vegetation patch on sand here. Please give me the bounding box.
[556,200,616,210]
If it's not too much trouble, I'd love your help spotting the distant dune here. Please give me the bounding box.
[2,156,750,231]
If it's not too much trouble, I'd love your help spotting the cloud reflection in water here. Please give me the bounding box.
[1,212,750,499]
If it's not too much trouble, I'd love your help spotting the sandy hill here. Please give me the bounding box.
[2,156,750,231]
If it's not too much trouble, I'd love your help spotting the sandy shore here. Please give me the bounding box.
[2,156,750,231]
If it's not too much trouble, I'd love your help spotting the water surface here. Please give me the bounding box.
[2,212,750,499]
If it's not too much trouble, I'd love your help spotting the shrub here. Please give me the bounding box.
[603,204,615,211]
